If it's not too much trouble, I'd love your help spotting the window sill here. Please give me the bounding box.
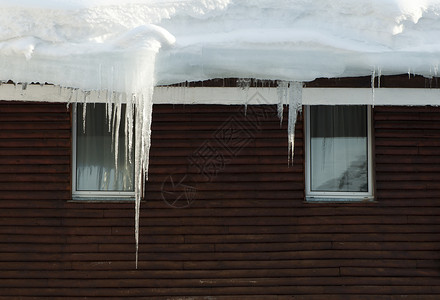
[70,196,135,203]
[305,196,375,203]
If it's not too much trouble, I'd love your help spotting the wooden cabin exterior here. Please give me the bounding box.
[1,75,440,299]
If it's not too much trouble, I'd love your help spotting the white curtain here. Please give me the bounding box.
[310,106,368,192]
[76,104,134,192]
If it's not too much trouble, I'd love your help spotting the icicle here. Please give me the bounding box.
[111,97,118,141]
[134,97,142,269]
[277,81,289,125]
[107,91,114,133]
[237,78,251,114]
[74,88,79,103]
[133,87,154,269]
[66,89,72,110]
[114,102,122,177]
[377,67,382,88]
[126,95,134,164]
[371,68,376,108]
[82,97,87,133]
[177,82,183,104]
[434,65,439,87]
[67,88,73,106]
[288,81,303,164]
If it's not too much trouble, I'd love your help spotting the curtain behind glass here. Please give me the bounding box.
[76,104,134,191]
[310,106,368,192]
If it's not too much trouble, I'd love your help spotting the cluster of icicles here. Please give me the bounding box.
[70,87,154,269]
[75,79,304,268]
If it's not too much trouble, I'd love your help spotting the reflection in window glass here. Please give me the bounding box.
[309,105,368,192]
[76,104,134,192]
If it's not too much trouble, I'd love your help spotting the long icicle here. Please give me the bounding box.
[114,101,122,179]
[134,87,154,269]
[371,68,376,107]
[134,94,142,270]
[82,95,87,134]
[277,81,289,125]
[288,81,303,164]
[237,78,251,114]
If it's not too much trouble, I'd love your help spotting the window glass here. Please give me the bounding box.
[308,105,369,195]
[75,104,134,194]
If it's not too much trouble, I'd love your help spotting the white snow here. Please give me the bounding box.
[1,0,440,86]
[2,0,440,268]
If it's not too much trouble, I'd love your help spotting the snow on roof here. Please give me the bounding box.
[1,0,440,90]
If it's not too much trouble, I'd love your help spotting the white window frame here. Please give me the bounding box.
[305,105,374,202]
[72,104,135,200]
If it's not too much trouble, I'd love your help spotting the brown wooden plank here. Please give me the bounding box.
[148,155,303,165]
[183,258,418,270]
[0,139,70,148]
[0,182,69,191]
[2,285,437,297]
[375,120,440,130]
[0,113,70,122]
[149,163,303,173]
[0,156,70,165]
[0,148,70,156]
[376,172,440,181]
[0,190,71,200]
[341,267,440,277]
[0,121,71,130]
[144,190,305,200]
[0,164,70,174]
[149,146,301,157]
[0,268,338,279]
[0,103,69,113]
[0,130,70,139]
[0,208,103,218]
[151,130,293,139]
[0,173,69,182]
[374,105,440,113]
[376,164,440,173]
[151,121,294,131]
[5,277,440,289]
[146,181,304,192]
[376,155,440,164]
[4,249,440,262]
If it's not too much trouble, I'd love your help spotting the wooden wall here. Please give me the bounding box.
[0,100,440,299]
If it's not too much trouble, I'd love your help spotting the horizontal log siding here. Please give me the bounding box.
[0,102,440,299]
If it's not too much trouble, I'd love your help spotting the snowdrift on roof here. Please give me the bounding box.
[0,0,440,89]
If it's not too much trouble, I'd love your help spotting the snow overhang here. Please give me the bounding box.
[1,0,440,93]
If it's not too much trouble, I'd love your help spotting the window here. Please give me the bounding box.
[305,105,373,201]
[72,103,135,199]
